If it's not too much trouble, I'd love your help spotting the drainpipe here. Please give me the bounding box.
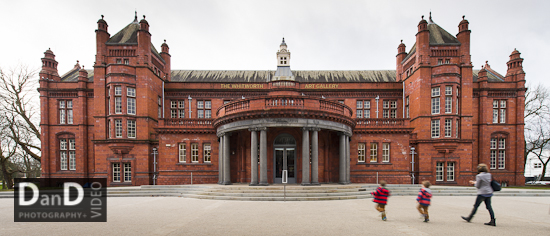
[188,95,192,118]
[410,147,416,184]
[162,80,165,118]
[152,147,158,185]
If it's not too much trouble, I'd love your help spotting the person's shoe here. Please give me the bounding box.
[484,219,496,226]
[424,215,429,222]
[381,212,386,221]
[461,216,472,222]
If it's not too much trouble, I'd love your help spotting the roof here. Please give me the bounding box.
[106,21,165,63]
[170,70,397,83]
[61,69,94,82]
[427,23,461,45]
[472,69,504,82]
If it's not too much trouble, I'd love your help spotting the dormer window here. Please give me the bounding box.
[280,57,287,65]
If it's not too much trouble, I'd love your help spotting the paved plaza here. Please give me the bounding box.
[1,196,549,235]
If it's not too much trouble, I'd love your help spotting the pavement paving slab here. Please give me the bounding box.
[1,196,549,236]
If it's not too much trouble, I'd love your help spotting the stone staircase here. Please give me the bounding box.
[2,184,550,200]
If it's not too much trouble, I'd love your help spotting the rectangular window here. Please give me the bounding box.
[445,59,450,64]
[490,150,497,169]
[438,59,443,65]
[534,163,542,168]
[357,109,363,118]
[370,143,378,162]
[390,110,396,118]
[356,101,363,118]
[447,162,455,181]
[390,101,397,109]
[436,162,443,181]
[191,143,199,162]
[115,97,122,114]
[124,59,129,65]
[68,139,75,170]
[431,98,440,114]
[60,139,67,170]
[445,86,452,95]
[383,101,389,109]
[115,119,122,138]
[204,143,211,162]
[59,100,66,124]
[127,120,136,138]
[383,109,389,118]
[358,143,365,162]
[445,96,452,113]
[179,143,186,162]
[498,150,505,169]
[383,100,397,118]
[116,59,121,64]
[456,119,459,138]
[197,100,211,119]
[127,87,135,97]
[108,120,112,139]
[431,119,440,138]
[382,143,390,162]
[114,86,122,96]
[490,138,497,149]
[432,87,440,97]
[67,101,73,124]
[444,119,452,137]
[170,100,185,118]
[124,163,131,182]
[406,96,410,118]
[113,163,121,182]
[127,98,136,115]
[356,100,371,118]
[158,97,162,119]
[456,88,460,114]
[493,100,506,123]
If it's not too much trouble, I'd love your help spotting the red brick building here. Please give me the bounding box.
[39,14,526,187]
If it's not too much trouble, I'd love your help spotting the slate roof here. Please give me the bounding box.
[170,70,397,83]
[61,69,94,82]
[106,20,164,63]
[472,69,504,82]
[427,23,461,45]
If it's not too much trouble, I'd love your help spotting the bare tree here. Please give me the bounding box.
[524,83,550,180]
[0,66,41,162]
[0,116,18,189]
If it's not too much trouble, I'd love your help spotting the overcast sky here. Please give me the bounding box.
[1,0,548,88]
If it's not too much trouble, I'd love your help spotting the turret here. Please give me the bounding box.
[137,15,152,65]
[416,15,429,65]
[478,65,488,88]
[456,15,471,65]
[396,40,406,81]
[273,38,294,81]
[40,48,60,81]
[505,49,525,82]
[78,66,88,88]
[95,15,110,66]
[160,39,171,81]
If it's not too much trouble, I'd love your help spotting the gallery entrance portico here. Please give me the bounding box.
[274,134,296,184]
[215,117,352,186]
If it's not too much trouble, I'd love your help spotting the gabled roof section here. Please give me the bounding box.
[170,70,397,83]
[472,69,504,82]
[61,69,94,82]
[427,20,460,45]
[107,21,139,45]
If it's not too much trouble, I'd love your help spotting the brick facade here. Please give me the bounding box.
[39,14,525,186]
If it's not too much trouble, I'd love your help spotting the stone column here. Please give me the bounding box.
[259,127,268,186]
[223,133,231,185]
[311,128,320,185]
[249,128,258,186]
[346,134,351,184]
[302,127,310,185]
[218,135,224,185]
[339,133,346,184]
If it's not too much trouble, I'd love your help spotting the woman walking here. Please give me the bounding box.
[461,163,496,226]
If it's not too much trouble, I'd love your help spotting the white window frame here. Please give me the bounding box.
[60,139,67,170]
[431,119,440,138]
[115,119,122,138]
[67,101,73,124]
[370,143,377,162]
[59,100,66,124]
[191,143,199,163]
[431,87,440,97]
[447,162,455,181]
[203,143,211,162]
[127,120,136,138]
[113,163,121,182]
[436,162,444,181]
[68,139,76,170]
[382,143,390,162]
[127,97,136,115]
[179,143,186,163]
[124,163,132,182]
[445,96,452,113]
[357,143,365,162]
[444,119,452,137]
[431,97,440,114]
[445,86,452,95]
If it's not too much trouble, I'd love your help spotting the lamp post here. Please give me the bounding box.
[152,147,158,185]
[410,147,416,184]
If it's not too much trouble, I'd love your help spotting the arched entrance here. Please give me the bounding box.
[273,134,297,184]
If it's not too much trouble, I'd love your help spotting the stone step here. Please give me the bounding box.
[194,191,368,197]
[181,194,371,201]
[201,189,364,194]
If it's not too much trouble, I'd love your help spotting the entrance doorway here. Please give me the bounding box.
[273,134,297,184]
